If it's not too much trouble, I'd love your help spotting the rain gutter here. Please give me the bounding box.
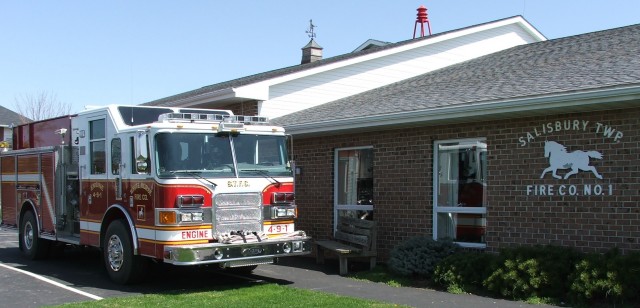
[283,85,640,136]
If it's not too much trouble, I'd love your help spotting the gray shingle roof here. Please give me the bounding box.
[0,105,26,126]
[272,23,640,128]
[142,16,530,107]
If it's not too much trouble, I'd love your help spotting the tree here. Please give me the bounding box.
[14,91,72,123]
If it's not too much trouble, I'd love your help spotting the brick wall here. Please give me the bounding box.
[220,101,259,116]
[488,107,639,254]
[293,107,640,260]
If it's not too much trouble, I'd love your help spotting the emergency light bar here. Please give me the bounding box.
[219,122,245,132]
[157,113,270,125]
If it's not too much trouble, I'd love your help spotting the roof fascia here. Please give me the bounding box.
[234,16,546,95]
[284,85,640,136]
[162,17,547,106]
[512,16,547,41]
[156,88,238,108]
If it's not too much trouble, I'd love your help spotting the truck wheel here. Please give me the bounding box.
[103,219,147,284]
[20,211,50,259]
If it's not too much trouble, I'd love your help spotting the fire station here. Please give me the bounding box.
[275,25,640,254]
[135,16,640,260]
[133,15,640,259]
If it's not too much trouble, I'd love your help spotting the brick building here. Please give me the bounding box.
[272,24,640,257]
[143,18,639,259]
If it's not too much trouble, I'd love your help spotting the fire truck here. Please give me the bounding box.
[0,105,311,284]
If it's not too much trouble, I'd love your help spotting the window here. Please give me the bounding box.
[334,147,374,228]
[89,119,106,174]
[234,134,290,177]
[153,133,291,178]
[129,136,149,174]
[433,139,487,247]
[111,138,121,175]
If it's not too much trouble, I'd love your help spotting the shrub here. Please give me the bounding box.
[618,252,640,302]
[387,236,459,278]
[483,245,578,300]
[433,251,497,294]
[426,245,639,306]
[569,250,640,304]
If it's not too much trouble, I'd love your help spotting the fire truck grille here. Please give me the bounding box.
[213,193,263,235]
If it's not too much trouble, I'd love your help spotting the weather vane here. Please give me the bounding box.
[305,19,317,39]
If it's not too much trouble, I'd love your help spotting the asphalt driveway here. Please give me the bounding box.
[0,226,557,307]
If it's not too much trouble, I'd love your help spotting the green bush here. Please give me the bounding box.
[569,250,640,304]
[618,252,640,301]
[482,245,578,300]
[426,245,640,306]
[433,251,496,293]
[387,236,459,278]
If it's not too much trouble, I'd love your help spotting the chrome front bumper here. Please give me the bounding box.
[163,235,312,266]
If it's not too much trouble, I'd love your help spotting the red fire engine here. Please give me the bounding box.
[0,105,311,284]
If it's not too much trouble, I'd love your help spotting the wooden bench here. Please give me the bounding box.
[314,217,377,275]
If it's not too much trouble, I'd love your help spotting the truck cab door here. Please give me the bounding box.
[82,117,109,222]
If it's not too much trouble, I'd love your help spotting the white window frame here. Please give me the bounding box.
[88,117,107,176]
[333,145,374,232]
[433,138,487,249]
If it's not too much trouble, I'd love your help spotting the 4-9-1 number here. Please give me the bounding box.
[268,225,288,233]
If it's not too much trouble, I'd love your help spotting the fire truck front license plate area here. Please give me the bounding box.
[164,237,312,266]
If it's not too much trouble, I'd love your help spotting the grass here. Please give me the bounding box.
[348,265,430,289]
[348,266,412,287]
[54,283,407,308]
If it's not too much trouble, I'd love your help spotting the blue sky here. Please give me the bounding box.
[1,1,639,115]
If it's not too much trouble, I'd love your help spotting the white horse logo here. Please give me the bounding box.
[540,141,603,179]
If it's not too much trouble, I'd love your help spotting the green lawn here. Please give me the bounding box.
[55,283,406,308]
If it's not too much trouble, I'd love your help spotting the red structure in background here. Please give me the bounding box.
[413,5,432,38]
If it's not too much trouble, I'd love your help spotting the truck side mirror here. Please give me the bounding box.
[136,130,149,173]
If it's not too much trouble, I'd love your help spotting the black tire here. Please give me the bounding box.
[20,211,50,259]
[103,219,148,284]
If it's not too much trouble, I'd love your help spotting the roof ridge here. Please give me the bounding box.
[271,22,640,129]
[142,15,535,107]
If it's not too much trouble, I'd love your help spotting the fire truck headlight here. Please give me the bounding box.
[286,208,296,217]
[180,212,193,222]
[192,212,204,222]
[270,206,297,219]
[158,210,204,225]
[178,211,204,223]
[276,208,287,217]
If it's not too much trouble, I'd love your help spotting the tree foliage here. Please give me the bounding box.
[14,91,71,123]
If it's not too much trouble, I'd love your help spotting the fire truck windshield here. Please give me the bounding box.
[155,133,291,178]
